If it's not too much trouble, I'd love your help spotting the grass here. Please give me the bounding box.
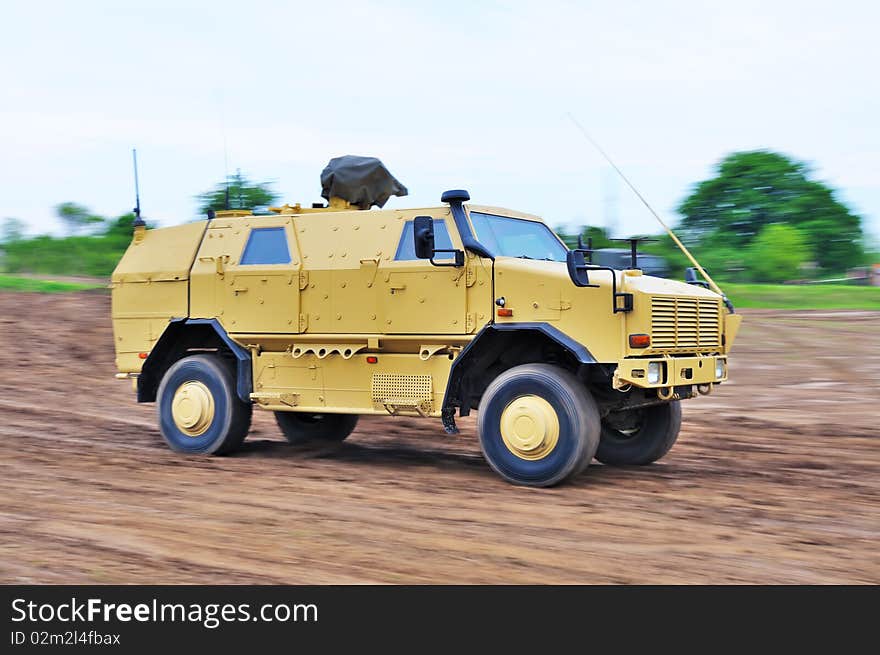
[0,274,105,293]
[722,282,880,310]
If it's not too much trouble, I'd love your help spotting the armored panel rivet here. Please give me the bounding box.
[341,282,347,288]
[419,298,425,303]
[336,314,342,320]
[533,302,539,308]
[370,314,376,320]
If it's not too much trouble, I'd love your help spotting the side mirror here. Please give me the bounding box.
[684,267,710,289]
[413,215,435,259]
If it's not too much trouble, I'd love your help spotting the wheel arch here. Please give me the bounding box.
[442,322,599,421]
[138,318,252,404]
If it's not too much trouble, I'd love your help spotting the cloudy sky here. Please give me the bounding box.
[2,0,877,242]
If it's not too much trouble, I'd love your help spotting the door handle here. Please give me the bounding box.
[389,283,406,293]
[199,255,227,275]
[233,287,248,295]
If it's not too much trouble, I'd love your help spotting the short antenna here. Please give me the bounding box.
[132,148,145,228]
[565,113,724,298]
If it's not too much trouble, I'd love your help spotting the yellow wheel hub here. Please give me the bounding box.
[171,381,215,437]
[499,395,560,460]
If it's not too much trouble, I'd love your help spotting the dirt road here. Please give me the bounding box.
[1,292,877,583]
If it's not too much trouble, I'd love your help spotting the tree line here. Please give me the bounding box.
[1,150,872,281]
[559,150,868,282]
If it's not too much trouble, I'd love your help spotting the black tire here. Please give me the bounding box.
[274,412,359,445]
[477,364,600,487]
[157,354,252,455]
[596,400,681,465]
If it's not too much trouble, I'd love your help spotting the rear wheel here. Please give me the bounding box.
[274,412,359,445]
[596,400,681,465]
[477,364,600,487]
[157,355,252,455]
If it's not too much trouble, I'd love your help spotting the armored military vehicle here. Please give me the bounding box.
[111,156,741,487]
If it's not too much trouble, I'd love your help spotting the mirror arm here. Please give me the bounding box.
[429,249,465,268]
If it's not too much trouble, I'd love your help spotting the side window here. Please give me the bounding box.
[240,227,291,265]
[394,219,455,261]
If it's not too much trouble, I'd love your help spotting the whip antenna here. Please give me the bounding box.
[565,113,724,297]
[132,148,145,228]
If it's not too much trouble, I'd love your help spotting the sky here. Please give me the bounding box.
[1,0,878,244]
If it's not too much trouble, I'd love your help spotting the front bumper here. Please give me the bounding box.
[613,354,727,390]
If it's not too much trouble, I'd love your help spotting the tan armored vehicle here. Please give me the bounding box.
[111,156,741,487]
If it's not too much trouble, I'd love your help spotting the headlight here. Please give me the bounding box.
[647,362,662,385]
[715,359,725,379]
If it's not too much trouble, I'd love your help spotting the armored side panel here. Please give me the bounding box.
[190,216,301,332]
[111,221,208,373]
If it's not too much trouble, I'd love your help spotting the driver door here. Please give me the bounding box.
[379,218,467,334]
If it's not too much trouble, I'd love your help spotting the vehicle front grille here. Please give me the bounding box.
[651,296,721,350]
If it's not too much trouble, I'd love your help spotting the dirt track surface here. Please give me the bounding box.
[1,292,877,584]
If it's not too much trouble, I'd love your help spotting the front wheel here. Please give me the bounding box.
[275,412,359,445]
[595,400,681,465]
[477,364,600,487]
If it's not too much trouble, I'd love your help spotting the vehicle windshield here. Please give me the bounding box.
[469,212,568,262]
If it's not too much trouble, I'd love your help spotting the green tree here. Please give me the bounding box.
[1,218,26,243]
[197,170,278,214]
[677,150,864,274]
[55,202,104,235]
[748,223,810,282]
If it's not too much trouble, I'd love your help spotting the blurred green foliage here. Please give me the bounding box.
[677,150,865,276]
[0,212,139,277]
[196,170,278,214]
[555,225,615,250]
[566,150,870,285]
[55,202,105,235]
[748,224,811,282]
[0,275,104,293]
